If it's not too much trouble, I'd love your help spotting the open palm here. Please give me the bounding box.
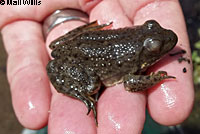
[1,0,194,133]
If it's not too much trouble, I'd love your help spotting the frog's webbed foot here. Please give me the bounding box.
[124,71,175,92]
[74,93,98,125]
[49,20,113,49]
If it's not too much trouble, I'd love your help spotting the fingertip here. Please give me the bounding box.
[97,84,146,134]
[147,54,194,125]
[131,0,194,126]
[2,21,52,129]
[148,81,194,125]
[11,67,51,129]
[48,93,96,134]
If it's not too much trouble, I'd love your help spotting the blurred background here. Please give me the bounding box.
[0,0,200,133]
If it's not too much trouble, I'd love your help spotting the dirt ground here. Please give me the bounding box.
[0,36,23,133]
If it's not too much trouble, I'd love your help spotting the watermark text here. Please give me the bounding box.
[0,0,41,5]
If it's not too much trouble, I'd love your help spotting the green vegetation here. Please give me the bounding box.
[192,28,200,85]
[182,28,200,132]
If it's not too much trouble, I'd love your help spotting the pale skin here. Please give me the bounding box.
[0,0,194,134]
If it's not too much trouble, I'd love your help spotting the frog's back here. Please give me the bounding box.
[52,28,144,81]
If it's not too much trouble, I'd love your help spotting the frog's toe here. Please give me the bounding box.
[85,101,92,115]
[81,97,96,118]
[156,71,176,79]
[90,101,98,126]
[84,98,98,125]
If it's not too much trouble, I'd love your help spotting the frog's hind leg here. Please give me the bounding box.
[47,60,101,125]
[49,21,113,49]
[123,71,176,92]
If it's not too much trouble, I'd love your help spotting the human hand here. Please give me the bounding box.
[1,0,194,134]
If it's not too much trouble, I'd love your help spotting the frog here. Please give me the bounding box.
[46,20,178,125]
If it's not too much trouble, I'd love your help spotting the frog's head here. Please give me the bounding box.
[138,20,178,70]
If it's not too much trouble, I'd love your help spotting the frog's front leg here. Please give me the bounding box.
[123,71,175,92]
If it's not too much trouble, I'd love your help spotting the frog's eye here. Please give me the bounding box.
[143,38,161,53]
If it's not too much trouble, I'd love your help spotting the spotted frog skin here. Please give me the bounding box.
[46,20,178,125]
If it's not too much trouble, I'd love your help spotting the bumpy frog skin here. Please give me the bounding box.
[46,20,178,125]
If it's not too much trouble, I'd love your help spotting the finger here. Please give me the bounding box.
[48,87,97,134]
[98,85,146,134]
[120,0,194,125]
[89,1,146,133]
[1,21,51,129]
[0,0,102,28]
[46,21,96,134]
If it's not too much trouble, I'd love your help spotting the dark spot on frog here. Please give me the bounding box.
[46,20,178,125]
[183,67,187,73]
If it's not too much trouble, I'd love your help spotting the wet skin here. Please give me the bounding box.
[46,20,178,125]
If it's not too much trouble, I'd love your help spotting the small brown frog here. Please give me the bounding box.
[46,20,178,125]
